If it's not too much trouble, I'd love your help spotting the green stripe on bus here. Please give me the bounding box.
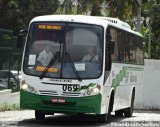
[111,66,143,89]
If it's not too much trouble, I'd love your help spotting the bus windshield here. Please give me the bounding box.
[23,22,103,79]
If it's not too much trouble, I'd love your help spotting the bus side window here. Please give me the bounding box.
[129,35,136,63]
[117,30,125,62]
[124,33,130,62]
[105,27,118,70]
[135,37,144,64]
[110,28,118,61]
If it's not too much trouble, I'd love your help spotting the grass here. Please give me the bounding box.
[0,102,20,111]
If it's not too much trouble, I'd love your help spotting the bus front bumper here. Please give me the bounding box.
[20,90,102,114]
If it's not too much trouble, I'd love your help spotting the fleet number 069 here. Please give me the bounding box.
[62,85,80,92]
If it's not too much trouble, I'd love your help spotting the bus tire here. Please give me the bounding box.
[115,110,123,117]
[35,110,45,120]
[98,114,108,123]
[124,89,135,117]
[77,113,85,116]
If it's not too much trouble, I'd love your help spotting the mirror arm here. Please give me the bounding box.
[17,29,28,48]
[20,29,28,34]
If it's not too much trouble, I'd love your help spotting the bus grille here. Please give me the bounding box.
[39,90,58,96]
[39,90,81,97]
[62,92,81,97]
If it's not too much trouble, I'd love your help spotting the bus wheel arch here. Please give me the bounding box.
[106,88,115,121]
[99,89,115,122]
[109,89,115,114]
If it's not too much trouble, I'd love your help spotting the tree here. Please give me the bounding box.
[0,0,59,33]
[142,0,160,59]
[105,0,140,20]
[18,0,59,31]
[58,0,103,16]
[77,0,103,16]
[0,0,19,32]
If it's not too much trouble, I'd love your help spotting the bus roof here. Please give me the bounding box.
[31,15,142,37]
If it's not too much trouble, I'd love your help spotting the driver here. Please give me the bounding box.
[82,46,99,62]
[37,44,53,66]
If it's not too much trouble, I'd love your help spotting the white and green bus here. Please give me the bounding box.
[18,15,144,122]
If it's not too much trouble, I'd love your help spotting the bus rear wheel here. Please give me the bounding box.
[35,110,45,120]
[124,90,135,117]
[115,110,123,117]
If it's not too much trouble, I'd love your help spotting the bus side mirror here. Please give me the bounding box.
[17,29,28,48]
[109,40,115,54]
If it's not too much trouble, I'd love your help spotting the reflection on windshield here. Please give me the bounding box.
[24,23,103,79]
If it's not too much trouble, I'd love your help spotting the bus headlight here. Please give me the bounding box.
[22,83,28,90]
[21,81,38,94]
[87,85,101,96]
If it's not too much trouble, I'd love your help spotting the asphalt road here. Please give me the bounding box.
[0,110,160,127]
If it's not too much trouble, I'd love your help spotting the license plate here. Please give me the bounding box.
[51,98,65,103]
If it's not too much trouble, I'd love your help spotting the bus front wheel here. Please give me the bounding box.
[35,110,45,120]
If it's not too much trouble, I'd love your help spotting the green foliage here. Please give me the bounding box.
[0,102,10,111]
[90,0,103,16]
[105,0,140,20]
[142,0,160,59]
[0,102,20,111]
[141,26,149,58]
[12,103,20,110]
[0,0,59,33]
[59,0,103,15]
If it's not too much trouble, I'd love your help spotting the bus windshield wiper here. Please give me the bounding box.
[39,52,60,79]
[65,52,82,82]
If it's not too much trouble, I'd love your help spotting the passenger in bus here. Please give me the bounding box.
[82,46,99,62]
[37,44,53,66]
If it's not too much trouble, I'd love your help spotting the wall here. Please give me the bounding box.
[140,59,160,109]
[0,89,20,106]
